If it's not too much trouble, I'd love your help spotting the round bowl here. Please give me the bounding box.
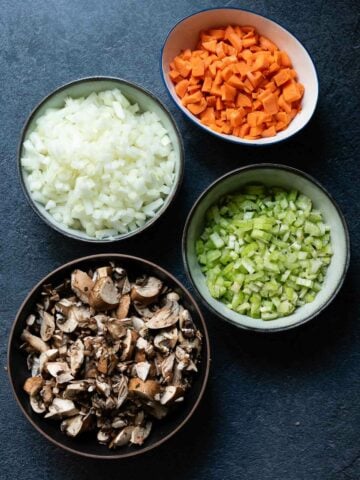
[18,77,184,242]
[8,254,210,459]
[183,164,350,332]
[161,8,319,146]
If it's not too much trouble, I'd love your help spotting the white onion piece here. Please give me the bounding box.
[21,89,176,239]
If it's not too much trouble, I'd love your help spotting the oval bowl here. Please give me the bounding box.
[161,8,318,146]
[18,77,184,242]
[183,164,350,332]
[8,254,210,458]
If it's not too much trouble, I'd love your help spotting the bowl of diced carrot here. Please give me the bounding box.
[161,8,318,145]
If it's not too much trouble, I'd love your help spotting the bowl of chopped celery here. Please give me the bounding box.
[183,164,350,332]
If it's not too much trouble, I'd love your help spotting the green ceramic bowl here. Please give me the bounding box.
[182,164,350,332]
[18,77,184,243]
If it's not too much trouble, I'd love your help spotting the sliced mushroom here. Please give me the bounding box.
[40,312,55,341]
[46,361,70,378]
[179,309,196,338]
[96,379,111,397]
[154,327,178,353]
[21,330,49,353]
[135,361,151,382]
[130,276,163,305]
[111,418,127,429]
[69,339,84,374]
[56,305,90,333]
[110,426,135,448]
[114,376,128,408]
[45,398,78,419]
[161,353,175,383]
[128,378,160,402]
[23,376,44,396]
[120,329,138,361]
[71,269,94,303]
[89,277,120,311]
[97,430,111,444]
[61,413,93,438]
[146,300,180,330]
[63,381,89,399]
[39,348,58,373]
[26,314,36,326]
[107,318,127,340]
[130,422,152,445]
[94,266,112,280]
[160,386,184,405]
[30,394,46,413]
[116,294,131,319]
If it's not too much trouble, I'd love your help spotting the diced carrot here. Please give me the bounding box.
[216,42,226,59]
[269,62,280,74]
[175,79,189,98]
[239,123,250,137]
[278,94,292,113]
[182,49,192,60]
[297,83,305,97]
[174,57,192,78]
[182,90,203,106]
[187,98,207,115]
[243,78,254,92]
[207,96,216,107]
[264,81,276,92]
[214,70,223,86]
[276,121,287,131]
[251,52,270,71]
[247,111,266,126]
[249,126,263,136]
[202,40,218,53]
[209,29,225,40]
[274,69,291,86]
[259,35,278,52]
[189,76,200,85]
[236,93,252,108]
[188,84,201,94]
[283,81,301,103]
[242,37,257,48]
[227,75,244,90]
[228,32,243,51]
[252,99,262,110]
[221,83,237,101]
[169,70,181,82]
[216,97,224,110]
[210,84,222,96]
[229,108,246,127]
[276,112,289,123]
[262,93,279,115]
[261,125,276,137]
[224,25,236,41]
[202,76,213,93]
[191,57,205,77]
[208,63,217,77]
[279,51,292,67]
[246,71,263,89]
[200,107,216,124]
[222,65,236,82]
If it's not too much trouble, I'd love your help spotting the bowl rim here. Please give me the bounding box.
[160,7,319,147]
[18,76,185,243]
[7,253,211,459]
[182,163,350,333]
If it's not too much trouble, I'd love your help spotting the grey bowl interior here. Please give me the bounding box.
[184,165,349,332]
[8,254,210,458]
[19,77,183,242]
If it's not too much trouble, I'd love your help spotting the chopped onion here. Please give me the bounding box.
[21,89,176,239]
[196,185,332,320]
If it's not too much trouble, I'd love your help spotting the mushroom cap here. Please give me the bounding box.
[146,300,180,330]
[130,276,163,305]
[21,329,49,353]
[116,294,131,320]
[120,329,138,361]
[40,312,55,341]
[23,376,44,396]
[89,277,120,311]
[128,378,160,401]
[71,269,94,304]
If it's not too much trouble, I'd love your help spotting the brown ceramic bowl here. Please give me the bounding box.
[7,254,210,459]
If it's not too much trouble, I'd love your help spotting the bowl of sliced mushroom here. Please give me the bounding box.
[8,254,210,458]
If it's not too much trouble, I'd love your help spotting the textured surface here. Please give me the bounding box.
[1,0,359,478]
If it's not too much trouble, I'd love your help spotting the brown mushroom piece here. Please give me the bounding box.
[89,276,120,311]
[23,376,44,396]
[154,327,178,353]
[120,329,138,361]
[69,338,84,374]
[107,318,127,340]
[30,394,46,414]
[128,378,160,402]
[130,422,152,445]
[39,348,58,373]
[21,329,49,353]
[146,300,180,330]
[179,309,196,338]
[135,361,151,382]
[45,398,78,419]
[40,312,55,341]
[110,426,136,448]
[71,269,94,303]
[130,276,163,305]
[63,381,89,399]
[160,386,184,405]
[61,413,93,438]
[116,293,131,319]
[160,353,175,383]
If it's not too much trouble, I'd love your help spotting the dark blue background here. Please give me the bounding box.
[1,0,359,479]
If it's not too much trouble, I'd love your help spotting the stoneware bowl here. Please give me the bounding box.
[161,8,318,146]
[183,164,350,332]
[8,254,210,459]
[18,77,184,242]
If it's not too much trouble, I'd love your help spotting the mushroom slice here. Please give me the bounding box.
[130,422,152,445]
[26,314,36,326]
[94,266,113,280]
[111,418,127,429]
[96,379,111,397]
[179,309,196,338]
[71,269,94,304]
[114,376,128,408]
[45,398,78,419]
[107,318,127,340]
[116,294,131,320]
[30,394,46,414]
[120,329,138,361]
[154,327,178,353]
[46,361,70,378]
[89,277,120,311]
[21,329,49,353]
[55,298,75,316]
[135,362,151,382]
[97,430,111,444]
[40,312,55,341]
[61,414,93,438]
[160,386,184,405]
[23,376,44,396]
[56,305,90,333]
[63,381,88,399]
[39,348,59,373]
[130,276,163,305]
[131,316,145,333]
[110,426,135,448]
[161,353,175,383]
[146,300,180,330]
[69,339,84,374]
[133,302,156,320]
[128,378,160,402]
[40,383,54,405]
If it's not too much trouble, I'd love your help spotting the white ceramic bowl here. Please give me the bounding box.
[18,77,184,243]
[162,8,319,146]
[183,164,350,332]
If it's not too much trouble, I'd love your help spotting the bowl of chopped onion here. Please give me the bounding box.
[183,164,350,332]
[18,77,184,242]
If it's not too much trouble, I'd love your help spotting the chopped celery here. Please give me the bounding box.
[196,185,332,320]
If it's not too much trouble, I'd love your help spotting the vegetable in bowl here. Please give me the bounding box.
[196,185,332,320]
